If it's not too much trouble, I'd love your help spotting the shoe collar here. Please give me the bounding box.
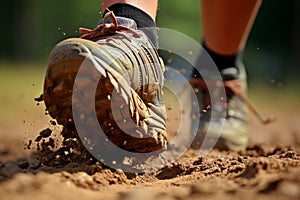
[220,67,239,81]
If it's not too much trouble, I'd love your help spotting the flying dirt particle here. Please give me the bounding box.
[34,94,43,102]
[180,68,187,74]
[39,128,52,138]
[167,57,173,64]
[27,140,32,150]
[35,136,43,142]
[57,27,67,36]
[50,120,57,126]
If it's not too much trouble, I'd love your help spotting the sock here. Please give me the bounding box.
[203,42,242,80]
[104,3,158,47]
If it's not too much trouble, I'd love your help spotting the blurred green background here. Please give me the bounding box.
[0,0,299,147]
[1,0,300,85]
[0,0,300,101]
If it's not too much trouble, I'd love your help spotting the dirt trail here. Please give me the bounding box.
[1,132,300,200]
[1,87,300,200]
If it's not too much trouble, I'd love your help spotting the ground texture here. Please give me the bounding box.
[0,71,299,200]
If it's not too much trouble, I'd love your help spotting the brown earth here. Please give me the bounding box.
[0,82,300,200]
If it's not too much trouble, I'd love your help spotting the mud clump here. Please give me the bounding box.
[31,125,99,173]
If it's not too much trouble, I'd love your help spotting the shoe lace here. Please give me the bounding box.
[188,78,276,125]
[79,9,141,42]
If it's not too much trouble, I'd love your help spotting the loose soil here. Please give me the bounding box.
[0,89,300,200]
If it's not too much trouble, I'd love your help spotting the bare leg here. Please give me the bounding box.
[102,0,158,20]
[201,0,262,55]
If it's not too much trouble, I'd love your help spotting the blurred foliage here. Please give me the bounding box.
[0,0,100,61]
[0,0,299,84]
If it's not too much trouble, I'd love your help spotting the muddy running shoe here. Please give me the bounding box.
[191,60,275,151]
[214,66,249,150]
[191,64,249,151]
[43,11,167,153]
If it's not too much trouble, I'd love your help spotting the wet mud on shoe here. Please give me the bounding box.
[43,11,168,161]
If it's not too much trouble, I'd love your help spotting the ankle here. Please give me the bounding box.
[202,42,243,80]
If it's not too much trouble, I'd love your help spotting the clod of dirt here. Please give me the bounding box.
[27,140,32,149]
[156,163,187,179]
[39,128,52,138]
[235,163,258,179]
[34,95,43,102]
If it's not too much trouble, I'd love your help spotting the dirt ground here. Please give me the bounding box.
[0,77,300,200]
